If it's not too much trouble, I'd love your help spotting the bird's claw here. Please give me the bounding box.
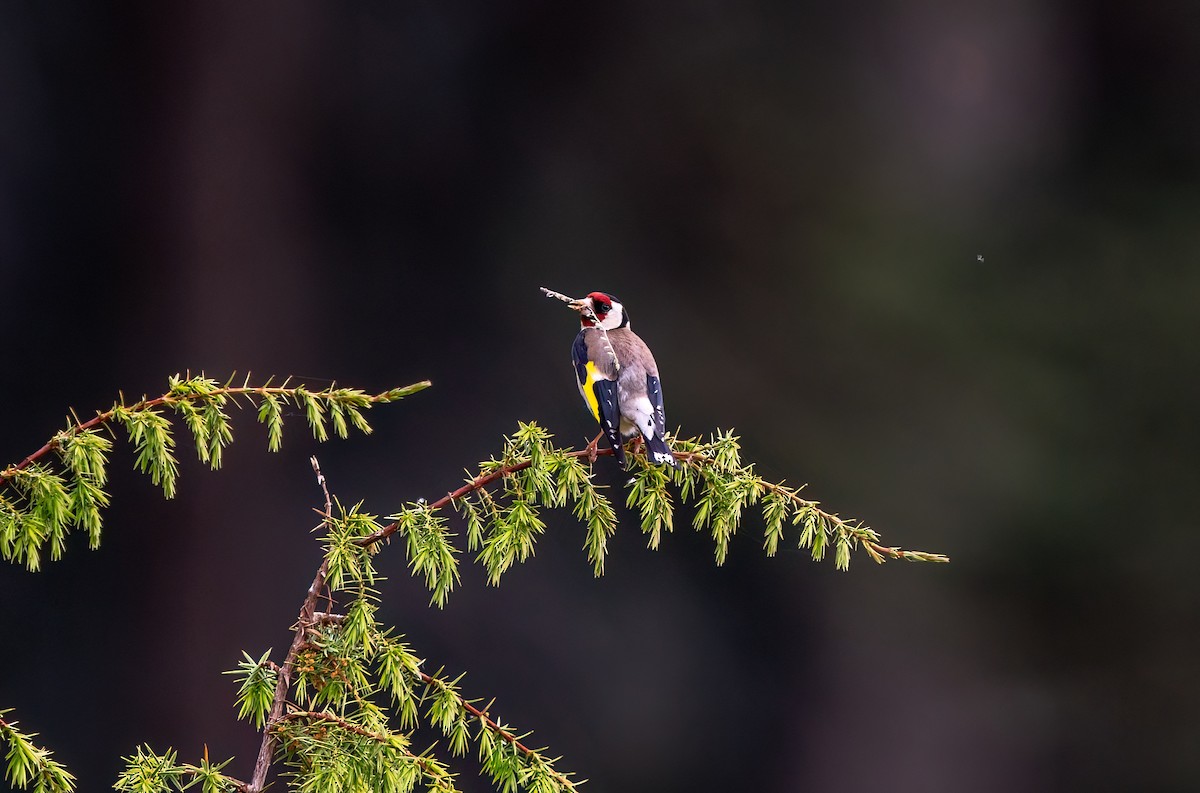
[584,432,603,464]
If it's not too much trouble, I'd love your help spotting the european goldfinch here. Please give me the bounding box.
[552,290,677,469]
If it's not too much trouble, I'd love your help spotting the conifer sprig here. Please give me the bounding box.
[670,431,950,569]
[113,745,245,793]
[255,595,582,793]
[274,710,459,793]
[0,375,430,570]
[359,422,946,591]
[236,459,581,793]
[0,712,76,793]
[226,651,279,730]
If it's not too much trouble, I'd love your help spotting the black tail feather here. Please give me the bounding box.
[608,436,628,468]
[642,433,678,468]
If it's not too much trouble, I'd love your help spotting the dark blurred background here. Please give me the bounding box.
[2,2,1199,791]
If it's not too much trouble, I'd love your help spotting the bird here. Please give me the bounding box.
[551,290,678,469]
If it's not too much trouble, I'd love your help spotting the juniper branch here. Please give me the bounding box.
[418,671,581,792]
[2,377,422,485]
[275,710,456,791]
[672,444,950,568]
[274,710,460,791]
[0,374,430,569]
[0,711,76,793]
[359,427,947,574]
[243,458,581,793]
[113,745,246,793]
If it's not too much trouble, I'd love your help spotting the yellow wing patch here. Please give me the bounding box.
[581,361,604,422]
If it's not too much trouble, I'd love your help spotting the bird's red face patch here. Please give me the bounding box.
[587,292,614,318]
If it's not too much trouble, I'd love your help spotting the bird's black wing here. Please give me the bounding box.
[642,373,677,467]
[572,331,626,467]
[646,374,667,441]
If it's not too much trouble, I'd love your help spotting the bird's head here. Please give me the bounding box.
[569,292,629,330]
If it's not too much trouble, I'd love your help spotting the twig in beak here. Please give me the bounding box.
[541,286,591,318]
[539,286,621,373]
[540,287,578,304]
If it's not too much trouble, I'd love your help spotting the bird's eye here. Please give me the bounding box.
[596,302,612,314]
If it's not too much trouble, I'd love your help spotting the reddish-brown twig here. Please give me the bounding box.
[356,446,617,548]
[245,458,334,793]
[274,711,454,786]
[0,380,424,488]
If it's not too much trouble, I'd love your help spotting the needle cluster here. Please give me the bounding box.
[368,422,946,603]
[227,495,582,793]
[0,374,430,570]
[113,746,240,793]
[0,712,76,793]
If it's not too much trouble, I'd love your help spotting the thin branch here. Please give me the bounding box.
[246,562,329,793]
[0,379,429,488]
[674,450,950,565]
[312,456,333,518]
[284,682,574,791]
[245,459,337,793]
[1,412,108,482]
[358,447,616,547]
[418,672,571,783]
[358,444,947,564]
[278,710,393,743]
[768,489,945,564]
[275,711,453,785]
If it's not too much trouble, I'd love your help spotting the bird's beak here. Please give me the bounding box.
[567,299,587,312]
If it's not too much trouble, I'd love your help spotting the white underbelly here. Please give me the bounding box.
[620,395,657,440]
